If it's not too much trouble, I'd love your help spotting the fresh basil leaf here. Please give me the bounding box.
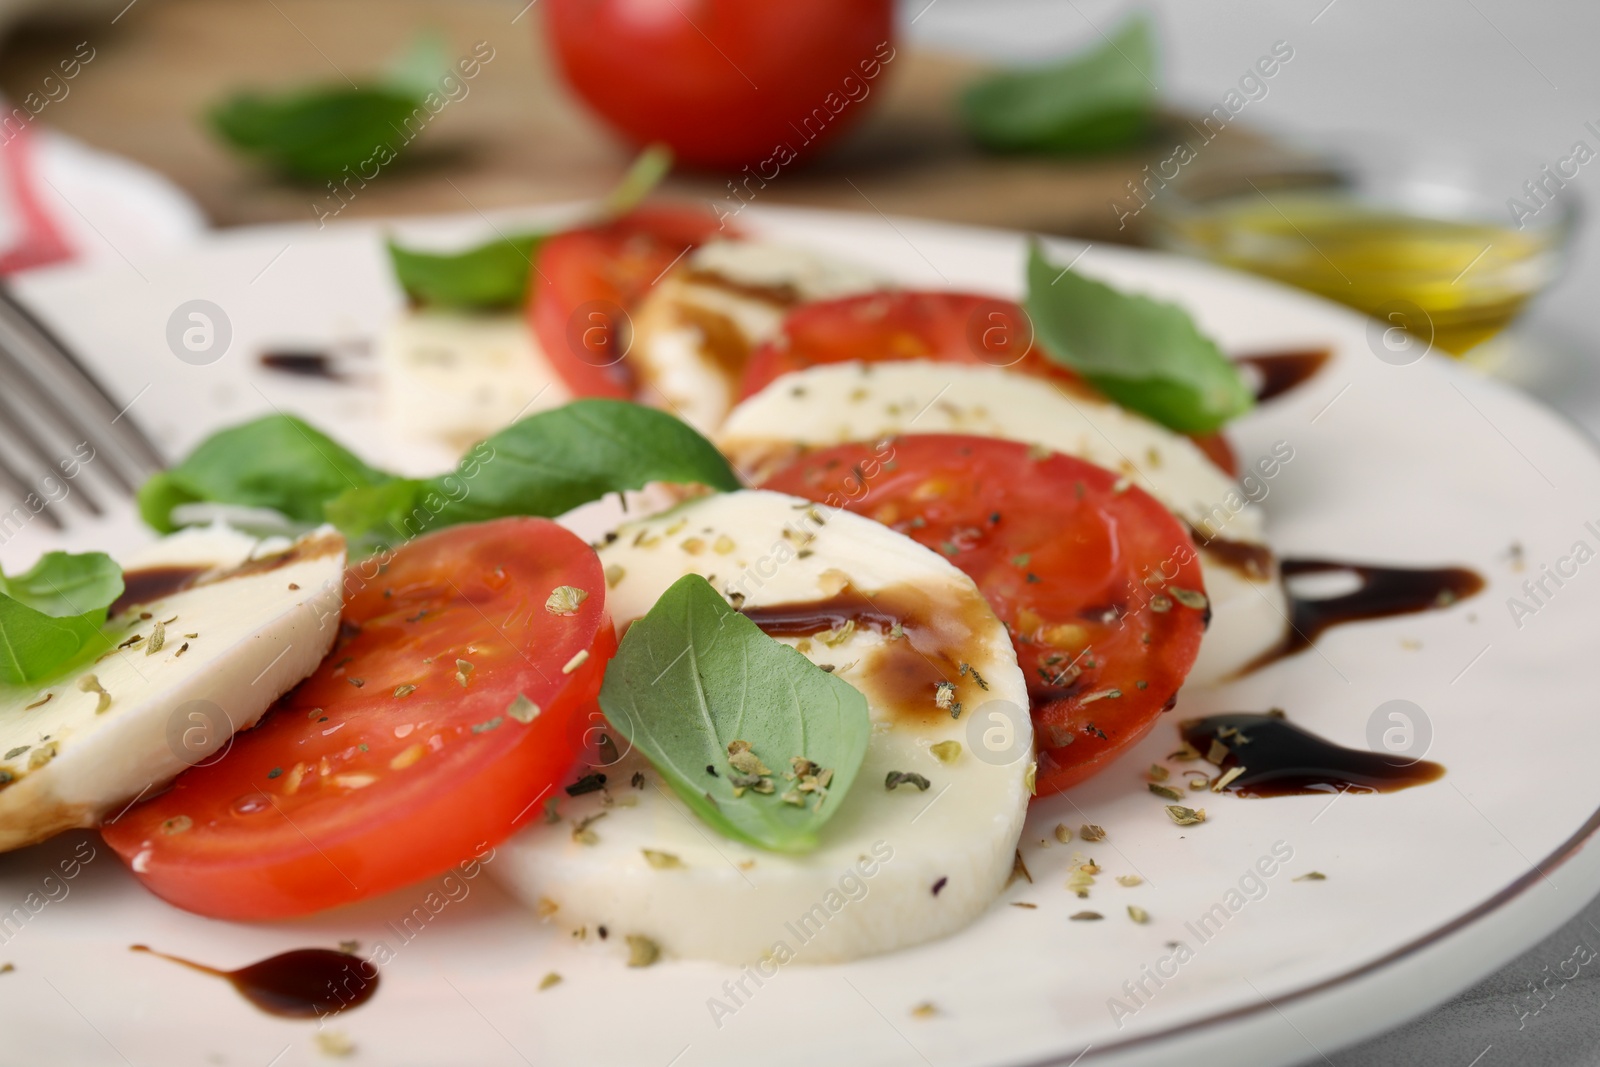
[321,479,429,551]
[599,574,870,852]
[1025,241,1254,433]
[0,551,122,685]
[385,144,674,310]
[960,14,1157,154]
[144,401,738,551]
[209,86,420,182]
[412,399,741,529]
[139,415,394,533]
[387,234,544,310]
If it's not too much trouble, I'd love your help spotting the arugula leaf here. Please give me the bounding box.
[960,14,1157,154]
[386,234,545,310]
[385,144,674,310]
[598,575,870,852]
[0,552,122,686]
[138,416,394,534]
[325,399,741,547]
[210,86,420,182]
[145,401,740,551]
[1025,241,1254,433]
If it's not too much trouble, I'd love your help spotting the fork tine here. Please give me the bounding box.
[0,283,166,484]
[0,351,139,497]
[0,446,63,532]
[0,385,103,516]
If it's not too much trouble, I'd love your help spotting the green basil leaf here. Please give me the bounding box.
[138,415,394,533]
[0,551,122,685]
[960,14,1157,154]
[386,234,544,310]
[599,574,870,852]
[385,144,673,310]
[142,401,738,551]
[321,479,429,551]
[1025,241,1254,433]
[414,399,741,530]
[209,86,421,182]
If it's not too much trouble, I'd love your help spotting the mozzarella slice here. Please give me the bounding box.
[717,362,1287,684]
[627,239,883,432]
[0,525,345,852]
[494,489,1033,964]
[380,310,569,452]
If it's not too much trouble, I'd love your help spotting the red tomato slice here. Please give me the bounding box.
[737,290,1238,475]
[531,204,728,400]
[738,290,1078,399]
[102,518,615,920]
[760,435,1207,795]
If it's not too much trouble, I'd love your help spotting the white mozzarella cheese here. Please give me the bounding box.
[717,362,1287,684]
[379,310,569,452]
[494,489,1033,964]
[0,525,346,851]
[627,240,883,432]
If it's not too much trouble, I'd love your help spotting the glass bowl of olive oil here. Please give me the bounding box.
[1147,136,1578,358]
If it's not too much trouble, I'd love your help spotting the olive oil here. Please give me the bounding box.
[1160,193,1563,355]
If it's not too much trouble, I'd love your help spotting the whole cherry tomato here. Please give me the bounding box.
[545,0,896,170]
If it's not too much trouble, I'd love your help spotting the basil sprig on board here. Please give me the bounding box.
[139,399,740,554]
[598,575,871,852]
[0,552,123,685]
[209,35,456,182]
[386,144,674,310]
[1025,241,1254,433]
[960,14,1157,154]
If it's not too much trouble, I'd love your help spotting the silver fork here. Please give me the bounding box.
[0,283,165,531]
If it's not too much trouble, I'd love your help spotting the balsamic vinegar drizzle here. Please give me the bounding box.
[1181,712,1444,797]
[737,583,992,728]
[1234,349,1331,402]
[259,350,343,380]
[1244,558,1485,673]
[109,566,207,617]
[130,945,379,1018]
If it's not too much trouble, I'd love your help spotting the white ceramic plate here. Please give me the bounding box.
[3,206,1599,1067]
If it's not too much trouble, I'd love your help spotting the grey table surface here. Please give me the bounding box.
[906,1,1600,1064]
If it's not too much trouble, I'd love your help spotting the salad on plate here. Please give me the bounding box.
[0,162,1483,1012]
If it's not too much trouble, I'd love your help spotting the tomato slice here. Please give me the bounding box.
[760,435,1208,795]
[737,290,1080,399]
[737,290,1238,475]
[531,204,729,400]
[102,518,615,919]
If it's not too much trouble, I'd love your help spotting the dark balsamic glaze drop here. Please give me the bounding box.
[110,566,207,617]
[1234,349,1331,402]
[737,589,898,638]
[1181,712,1443,796]
[259,350,343,381]
[737,583,991,728]
[1244,558,1485,673]
[130,945,378,1018]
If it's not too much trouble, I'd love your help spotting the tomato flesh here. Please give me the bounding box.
[102,518,614,919]
[545,0,895,170]
[738,289,1238,475]
[531,205,726,400]
[761,435,1208,794]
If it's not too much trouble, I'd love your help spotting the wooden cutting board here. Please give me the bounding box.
[0,0,1261,244]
